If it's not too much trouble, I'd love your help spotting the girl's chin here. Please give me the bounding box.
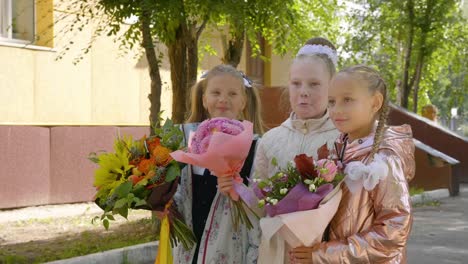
[213,112,237,119]
[295,109,324,119]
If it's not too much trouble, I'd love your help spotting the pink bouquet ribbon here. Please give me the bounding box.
[170,120,254,201]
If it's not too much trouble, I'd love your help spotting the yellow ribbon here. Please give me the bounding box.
[155,200,173,264]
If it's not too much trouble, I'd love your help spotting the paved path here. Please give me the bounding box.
[407,185,468,264]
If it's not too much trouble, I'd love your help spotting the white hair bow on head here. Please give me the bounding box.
[296,44,338,67]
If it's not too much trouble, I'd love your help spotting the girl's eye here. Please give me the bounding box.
[309,82,319,87]
[211,91,220,95]
[229,92,238,96]
[328,99,335,107]
[291,81,300,87]
[344,97,353,103]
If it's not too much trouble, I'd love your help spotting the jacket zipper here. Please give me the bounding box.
[299,123,307,153]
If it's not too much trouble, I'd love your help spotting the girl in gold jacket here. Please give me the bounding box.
[290,65,415,264]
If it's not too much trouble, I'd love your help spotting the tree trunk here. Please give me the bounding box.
[168,25,188,124]
[411,0,432,113]
[186,20,207,118]
[412,59,424,113]
[187,37,198,91]
[140,9,162,130]
[222,29,245,68]
[401,0,414,109]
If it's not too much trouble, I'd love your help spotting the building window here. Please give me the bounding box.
[0,0,35,44]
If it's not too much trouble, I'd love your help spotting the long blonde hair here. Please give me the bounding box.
[338,65,389,161]
[186,64,265,134]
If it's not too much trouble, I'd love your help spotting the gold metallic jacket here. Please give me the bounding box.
[311,125,415,263]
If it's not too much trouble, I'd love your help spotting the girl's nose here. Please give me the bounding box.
[218,94,228,102]
[330,104,343,115]
[299,86,309,98]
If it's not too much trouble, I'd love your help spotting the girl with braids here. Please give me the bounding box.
[290,65,415,264]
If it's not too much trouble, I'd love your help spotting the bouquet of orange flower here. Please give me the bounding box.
[89,118,196,260]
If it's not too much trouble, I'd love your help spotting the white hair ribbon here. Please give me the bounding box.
[296,44,338,67]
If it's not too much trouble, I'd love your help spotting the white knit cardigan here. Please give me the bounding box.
[254,111,339,180]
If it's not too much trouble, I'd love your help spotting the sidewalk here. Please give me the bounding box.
[407,184,468,264]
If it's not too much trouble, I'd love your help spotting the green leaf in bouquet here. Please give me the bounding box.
[257,181,268,189]
[103,219,110,230]
[114,198,128,209]
[91,216,100,224]
[113,205,129,219]
[132,184,149,198]
[165,162,180,182]
[151,116,184,150]
[126,193,135,207]
[114,181,133,198]
[134,198,147,207]
[333,172,345,184]
[271,157,278,167]
[120,206,129,219]
[106,214,115,221]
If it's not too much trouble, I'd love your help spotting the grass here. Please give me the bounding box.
[409,186,425,196]
[0,218,157,264]
[409,187,442,207]
[413,200,441,207]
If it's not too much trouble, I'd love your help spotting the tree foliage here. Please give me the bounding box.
[56,0,340,123]
[210,0,340,67]
[342,0,468,118]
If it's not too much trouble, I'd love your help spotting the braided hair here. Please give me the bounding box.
[339,65,389,161]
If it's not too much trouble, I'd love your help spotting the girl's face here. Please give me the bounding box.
[203,74,246,119]
[328,74,383,141]
[288,60,330,120]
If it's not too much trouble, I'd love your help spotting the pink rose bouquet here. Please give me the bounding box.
[171,118,257,230]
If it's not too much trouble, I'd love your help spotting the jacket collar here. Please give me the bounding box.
[281,111,335,135]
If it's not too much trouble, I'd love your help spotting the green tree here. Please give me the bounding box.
[211,0,340,68]
[57,0,211,124]
[56,0,340,124]
[342,0,468,114]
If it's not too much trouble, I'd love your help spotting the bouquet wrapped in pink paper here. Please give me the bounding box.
[170,117,257,230]
[253,144,344,263]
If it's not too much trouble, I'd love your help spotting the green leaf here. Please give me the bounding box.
[127,193,135,206]
[106,214,115,221]
[165,163,180,182]
[135,199,147,207]
[119,206,129,219]
[91,216,100,224]
[103,219,110,230]
[114,181,132,198]
[114,198,128,209]
[257,181,268,189]
[271,157,278,167]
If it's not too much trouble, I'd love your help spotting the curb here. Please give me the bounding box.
[411,188,450,204]
[45,241,158,264]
